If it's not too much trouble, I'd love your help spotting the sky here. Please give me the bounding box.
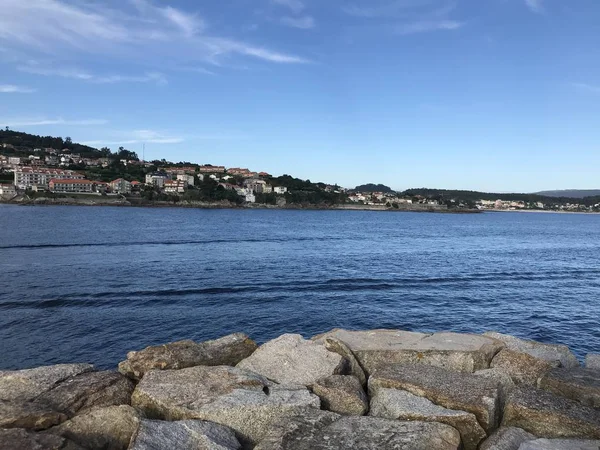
[0,0,599,192]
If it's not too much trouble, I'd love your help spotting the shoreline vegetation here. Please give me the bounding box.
[2,328,599,449]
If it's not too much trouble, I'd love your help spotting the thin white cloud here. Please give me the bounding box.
[280,16,315,29]
[83,129,184,146]
[0,84,36,93]
[1,118,108,127]
[271,0,305,14]
[572,83,600,95]
[17,63,167,85]
[343,0,439,18]
[525,0,544,13]
[396,20,463,35]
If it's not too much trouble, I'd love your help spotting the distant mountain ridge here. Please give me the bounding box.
[534,190,600,199]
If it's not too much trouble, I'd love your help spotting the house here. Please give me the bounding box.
[110,178,132,194]
[48,179,95,193]
[245,192,256,203]
[130,181,142,191]
[274,186,288,195]
[164,180,187,194]
[165,166,197,175]
[8,157,21,166]
[94,181,109,193]
[0,183,16,198]
[227,168,253,177]
[258,172,271,177]
[145,172,169,187]
[244,179,273,194]
[198,165,225,173]
[176,174,195,186]
[14,167,85,189]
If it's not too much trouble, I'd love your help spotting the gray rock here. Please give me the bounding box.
[369,387,486,450]
[586,355,600,371]
[119,333,258,380]
[0,364,94,402]
[46,405,142,450]
[322,337,366,387]
[0,428,83,450]
[0,401,67,430]
[539,367,600,408]
[475,368,516,395]
[236,334,346,386]
[311,375,368,416]
[132,365,320,446]
[483,333,579,369]
[129,419,241,450]
[518,439,600,449]
[256,415,461,450]
[491,349,558,385]
[369,363,501,433]
[313,329,504,375]
[502,386,600,439]
[479,427,535,450]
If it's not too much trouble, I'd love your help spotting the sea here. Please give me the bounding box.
[1,205,599,370]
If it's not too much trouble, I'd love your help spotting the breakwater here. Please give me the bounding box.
[2,329,600,449]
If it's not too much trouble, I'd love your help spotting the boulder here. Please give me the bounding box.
[236,334,346,386]
[132,365,320,446]
[313,329,504,374]
[45,405,142,450]
[502,386,600,438]
[539,367,600,408]
[479,427,535,450]
[475,368,516,396]
[310,375,368,416]
[369,387,486,450]
[0,364,94,402]
[491,349,557,385]
[483,333,579,369]
[119,333,257,380]
[518,438,600,449]
[0,428,83,450]
[369,363,502,432]
[255,415,461,450]
[0,401,66,430]
[586,354,600,371]
[322,337,366,387]
[129,419,241,450]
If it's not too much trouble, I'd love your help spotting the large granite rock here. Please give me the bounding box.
[313,329,504,374]
[586,354,600,371]
[491,349,557,385]
[369,387,486,450]
[369,363,502,432]
[539,367,600,408]
[518,439,600,449]
[256,415,461,450]
[236,334,347,386]
[483,333,579,369]
[322,337,367,387]
[119,333,258,380]
[475,368,516,398]
[132,365,320,446]
[479,427,535,450]
[310,375,368,416]
[0,428,82,450]
[0,364,94,402]
[0,401,67,430]
[502,386,600,438]
[129,419,241,450]
[46,405,142,450]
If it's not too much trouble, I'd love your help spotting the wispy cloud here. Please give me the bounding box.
[525,0,544,13]
[571,83,600,95]
[343,0,439,18]
[0,118,108,127]
[0,84,36,93]
[83,129,184,146]
[396,19,463,35]
[271,0,305,14]
[280,16,315,29]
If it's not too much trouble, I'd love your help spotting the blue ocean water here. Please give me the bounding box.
[0,205,599,370]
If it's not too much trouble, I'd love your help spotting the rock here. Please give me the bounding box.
[46,405,142,450]
[539,367,600,408]
[36,371,134,416]
[483,333,579,369]
[369,387,486,450]
[0,401,66,430]
[129,419,241,450]
[236,334,347,386]
[311,375,368,416]
[586,355,600,371]
[475,368,516,395]
[491,349,557,385]
[369,363,501,432]
[502,386,600,438]
[0,428,83,450]
[256,415,461,450]
[119,333,258,380]
[479,427,535,450]
[132,365,320,446]
[518,438,600,449]
[322,337,366,387]
[0,364,94,402]
[313,329,504,374]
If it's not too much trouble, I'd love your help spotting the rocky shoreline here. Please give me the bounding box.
[2,329,600,450]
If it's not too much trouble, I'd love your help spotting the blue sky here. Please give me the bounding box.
[1,0,599,192]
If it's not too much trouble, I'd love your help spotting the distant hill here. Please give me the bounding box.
[354,183,393,193]
[534,190,600,199]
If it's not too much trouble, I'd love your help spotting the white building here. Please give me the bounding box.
[0,183,16,198]
[176,174,195,186]
[8,157,21,166]
[14,167,85,189]
[244,179,273,194]
[109,178,132,194]
[164,180,186,194]
[49,179,95,193]
[274,186,288,195]
[145,173,169,188]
